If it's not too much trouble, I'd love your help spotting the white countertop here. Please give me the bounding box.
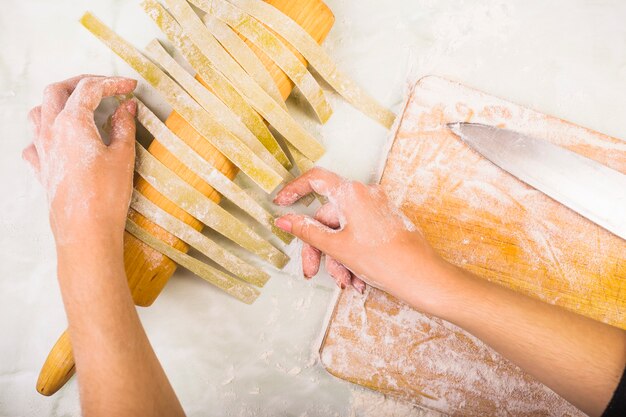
[1,1,625,416]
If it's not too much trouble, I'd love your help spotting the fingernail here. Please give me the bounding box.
[273,191,298,206]
[274,217,292,232]
[273,193,288,206]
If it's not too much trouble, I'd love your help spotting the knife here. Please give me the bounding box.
[447,122,626,241]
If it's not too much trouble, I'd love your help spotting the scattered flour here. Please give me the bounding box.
[320,76,626,416]
[348,387,436,417]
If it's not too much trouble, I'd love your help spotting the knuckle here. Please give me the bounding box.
[53,110,79,130]
[309,166,325,176]
[299,222,313,242]
[350,181,371,199]
[74,77,92,90]
[54,109,72,123]
[350,180,367,192]
[43,83,63,98]
[75,76,101,92]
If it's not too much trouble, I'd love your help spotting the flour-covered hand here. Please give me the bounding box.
[273,168,448,309]
[24,75,137,246]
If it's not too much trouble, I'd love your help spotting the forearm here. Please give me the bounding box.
[412,263,626,417]
[57,238,184,417]
[271,168,626,415]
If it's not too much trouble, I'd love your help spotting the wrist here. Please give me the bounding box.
[53,219,125,248]
[415,262,494,327]
[396,256,455,315]
[56,233,126,282]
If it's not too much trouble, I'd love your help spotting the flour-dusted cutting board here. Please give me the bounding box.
[320,76,626,416]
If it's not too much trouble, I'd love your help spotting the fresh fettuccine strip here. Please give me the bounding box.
[202,13,286,110]
[80,12,283,193]
[285,142,323,206]
[130,191,269,287]
[161,0,325,161]
[141,0,291,169]
[223,0,396,128]
[126,219,260,304]
[135,99,293,244]
[144,39,291,181]
[196,0,333,124]
[134,143,289,268]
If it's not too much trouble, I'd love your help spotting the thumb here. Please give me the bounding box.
[109,99,137,150]
[275,213,339,252]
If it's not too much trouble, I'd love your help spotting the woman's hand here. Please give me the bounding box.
[273,168,453,313]
[23,75,137,246]
[25,75,185,417]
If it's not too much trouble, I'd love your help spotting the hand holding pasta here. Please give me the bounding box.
[274,168,449,310]
[23,75,137,246]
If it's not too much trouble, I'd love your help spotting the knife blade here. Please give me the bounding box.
[447,122,626,241]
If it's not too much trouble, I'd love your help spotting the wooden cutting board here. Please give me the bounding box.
[319,75,626,416]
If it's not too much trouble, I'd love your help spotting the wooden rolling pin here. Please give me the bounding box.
[36,0,335,396]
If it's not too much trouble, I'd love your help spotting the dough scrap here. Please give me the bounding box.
[134,99,293,244]
[141,0,291,169]
[145,39,291,180]
[126,219,260,304]
[130,190,269,287]
[80,12,283,193]
[134,143,289,268]
[160,0,325,161]
[203,13,286,110]
[223,0,396,128]
[196,0,333,124]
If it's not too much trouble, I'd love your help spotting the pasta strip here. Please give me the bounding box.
[141,0,291,169]
[145,40,291,180]
[160,0,325,161]
[135,99,293,244]
[80,12,283,193]
[134,143,289,268]
[203,14,286,110]
[130,191,269,287]
[287,143,328,205]
[224,0,396,128]
[126,219,260,304]
[196,0,333,123]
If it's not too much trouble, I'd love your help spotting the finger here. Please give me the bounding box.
[65,77,137,113]
[109,99,137,150]
[275,213,339,253]
[22,143,41,177]
[273,167,344,206]
[28,106,42,138]
[314,203,341,229]
[301,243,322,278]
[351,274,366,294]
[40,74,100,137]
[325,256,352,290]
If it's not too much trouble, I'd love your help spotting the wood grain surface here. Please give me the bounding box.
[320,75,626,416]
[36,0,335,396]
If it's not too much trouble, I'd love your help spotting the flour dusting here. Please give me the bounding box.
[320,76,626,416]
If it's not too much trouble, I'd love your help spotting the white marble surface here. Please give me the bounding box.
[1,0,625,416]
